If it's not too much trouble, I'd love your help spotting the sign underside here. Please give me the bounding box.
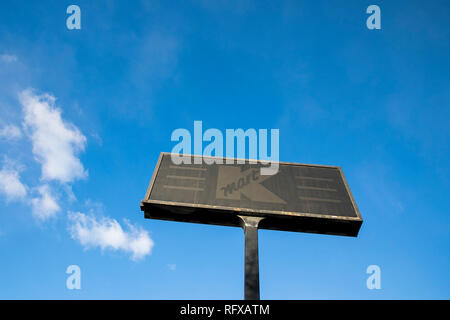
[141,153,363,237]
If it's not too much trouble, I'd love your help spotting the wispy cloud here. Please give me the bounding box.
[0,54,18,63]
[167,263,176,271]
[0,125,22,140]
[68,212,154,261]
[19,90,87,183]
[353,162,406,216]
[0,90,88,221]
[0,166,27,202]
[132,31,179,85]
[31,184,60,220]
[384,92,450,182]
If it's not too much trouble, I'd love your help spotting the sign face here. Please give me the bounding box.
[141,153,363,237]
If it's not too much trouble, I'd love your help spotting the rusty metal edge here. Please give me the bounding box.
[141,199,362,222]
[142,152,164,202]
[337,166,363,221]
[158,152,342,169]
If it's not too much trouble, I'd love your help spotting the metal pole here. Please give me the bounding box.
[238,215,264,300]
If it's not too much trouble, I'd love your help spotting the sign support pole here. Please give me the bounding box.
[238,215,264,300]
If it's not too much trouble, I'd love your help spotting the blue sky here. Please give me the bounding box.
[0,0,449,299]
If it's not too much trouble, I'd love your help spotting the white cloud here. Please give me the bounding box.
[19,89,87,183]
[0,54,18,63]
[0,124,22,140]
[0,160,60,221]
[31,184,60,220]
[0,166,27,201]
[68,212,154,260]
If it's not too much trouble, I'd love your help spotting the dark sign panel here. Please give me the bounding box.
[141,153,363,236]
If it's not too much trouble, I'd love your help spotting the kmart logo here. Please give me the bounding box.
[216,166,285,204]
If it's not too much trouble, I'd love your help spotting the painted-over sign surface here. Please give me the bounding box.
[141,153,363,236]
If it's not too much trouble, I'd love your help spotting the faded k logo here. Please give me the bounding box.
[216,166,285,204]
